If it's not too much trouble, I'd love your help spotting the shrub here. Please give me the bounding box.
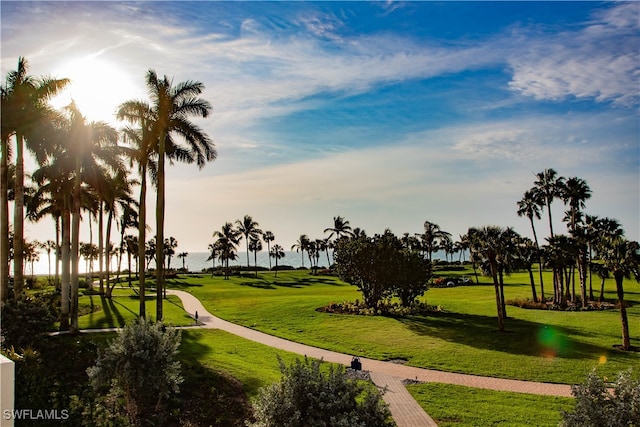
[248,357,394,427]
[0,295,57,350]
[559,369,640,427]
[86,318,182,426]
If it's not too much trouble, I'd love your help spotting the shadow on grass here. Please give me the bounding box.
[238,275,348,290]
[397,310,613,361]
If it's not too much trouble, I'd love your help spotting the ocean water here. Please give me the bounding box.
[25,249,462,276]
[25,250,333,276]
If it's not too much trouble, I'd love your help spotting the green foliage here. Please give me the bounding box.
[0,294,57,349]
[86,318,183,426]
[560,369,640,427]
[334,231,431,308]
[248,357,394,427]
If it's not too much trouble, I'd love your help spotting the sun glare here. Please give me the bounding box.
[50,56,142,124]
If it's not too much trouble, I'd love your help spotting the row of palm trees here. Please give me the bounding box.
[1,57,216,331]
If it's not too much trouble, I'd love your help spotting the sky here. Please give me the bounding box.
[1,1,639,253]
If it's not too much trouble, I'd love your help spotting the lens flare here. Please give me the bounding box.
[537,326,569,358]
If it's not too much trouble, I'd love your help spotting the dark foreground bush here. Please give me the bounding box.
[248,357,395,427]
[560,369,639,427]
[0,294,57,350]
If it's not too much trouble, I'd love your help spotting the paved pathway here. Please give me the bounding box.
[166,290,574,427]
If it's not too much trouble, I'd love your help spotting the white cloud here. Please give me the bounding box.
[508,3,639,106]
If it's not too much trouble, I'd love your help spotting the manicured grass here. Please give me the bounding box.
[77,287,193,329]
[406,382,574,426]
[168,269,639,384]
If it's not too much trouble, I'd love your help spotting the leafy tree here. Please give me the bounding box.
[334,230,430,308]
[248,357,393,427]
[560,369,640,427]
[86,318,182,425]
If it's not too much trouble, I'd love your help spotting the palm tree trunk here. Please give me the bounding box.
[60,199,71,331]
[614,273,630,350]
[546,200,554,238]
[13,132,25,297]
[138,164,147,318]
[0,136,8,302]
[489,257,504,331]
[70,166,81,334]
[599,276,606,302]
[105,211,114,298]
[528,266,538,303]
[54,216,60,289]
[529,217,545,302]
[156,131,166,321]
[98,203,104,293]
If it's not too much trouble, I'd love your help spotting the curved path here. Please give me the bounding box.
[167,290,574,427]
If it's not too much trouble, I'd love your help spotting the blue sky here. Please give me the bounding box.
[2,1,639,252]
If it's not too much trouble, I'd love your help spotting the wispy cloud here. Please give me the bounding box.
[507,3,639,106]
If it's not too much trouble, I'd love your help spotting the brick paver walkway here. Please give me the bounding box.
[167,289,574,427]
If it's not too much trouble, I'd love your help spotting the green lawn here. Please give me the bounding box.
[77,287,193,328]
[168,269,639,385]
[406,382,574,426]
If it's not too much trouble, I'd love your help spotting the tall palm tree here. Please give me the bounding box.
[418,221,451,263]
[117,103,157,318]
[532,168,565,239]
[248,237,262,278]
[561,176,592,306]
[206,242,218,277]
[43,239,56,280]
[1,57,69,298]
[270,244,285,277]
[213,222,240,279]
[236,215,262,269]
[144,70,215,321]
[176,251,188,271]
[517,189,545,302]
[291,235,310,268]
[598,237,639,351]
[66,102,120,333]
[262,231,275,269]
[467,226,508,331]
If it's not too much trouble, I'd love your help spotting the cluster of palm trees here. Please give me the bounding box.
[1,57,215,331]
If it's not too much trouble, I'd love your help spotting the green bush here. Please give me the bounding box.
[86,318,182,426]
[0,295,57,350]
[560,369,640,426]
[248,357,394,427]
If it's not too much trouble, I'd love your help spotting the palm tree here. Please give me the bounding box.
[291,235,310,268]
[324,216,353,242]
[117,103,157,318]
[236,215,262,269]
[124,235,138,286]
[1,57,69,298]
[517,189,545,302]
[65,102,120,333]
[206,242,218,277]
[248,237,262,278]
[213,222,240,279]
[598,237,639,350]
[178,252,188,271]
[143,70,215,321]
[262,231,275,269]
[418,221,451,262]
[270,244,285,277]
[467,226,509,332]
[42,239,56,280]
[532,168,565,239]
